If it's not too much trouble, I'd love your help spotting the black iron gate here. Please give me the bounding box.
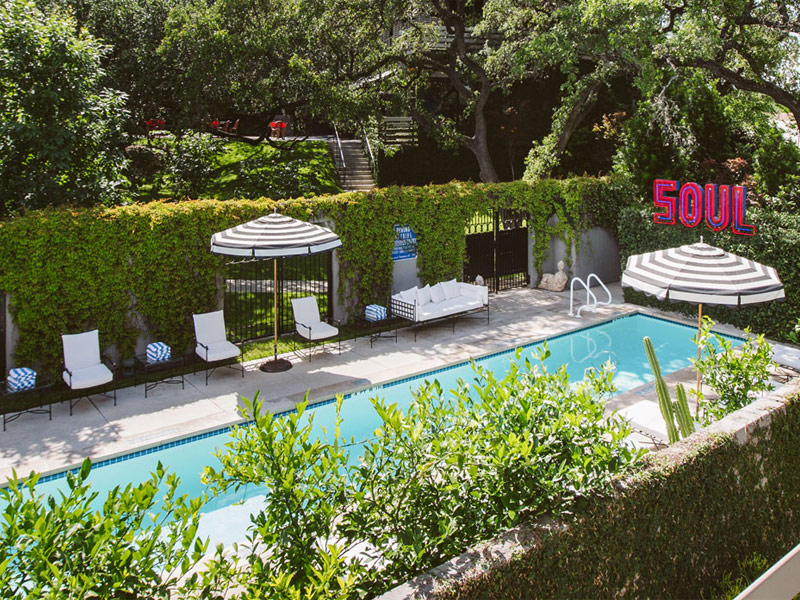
[464,210,529,293]
[223,253,333,343]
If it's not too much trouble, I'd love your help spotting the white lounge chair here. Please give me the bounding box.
[193,310,244,384]
[291,296,340,361]
[62,329,116,416]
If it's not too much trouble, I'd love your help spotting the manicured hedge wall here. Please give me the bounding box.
[617,206,800,341]
[0,177,633,374]
[436,396,800,599]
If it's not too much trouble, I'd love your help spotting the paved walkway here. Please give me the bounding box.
[0,284,774,482]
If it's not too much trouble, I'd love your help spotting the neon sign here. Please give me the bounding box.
[653,179,754,236]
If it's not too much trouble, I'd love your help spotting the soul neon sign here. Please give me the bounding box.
[653,179,755,236]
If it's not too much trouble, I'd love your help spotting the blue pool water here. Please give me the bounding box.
[29,313,741,543]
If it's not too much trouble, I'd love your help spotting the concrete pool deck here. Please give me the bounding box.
[0,283,786,482]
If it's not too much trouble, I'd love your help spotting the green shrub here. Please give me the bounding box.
[435,396,800,599]
[196,350,641,597]
[693,317,774,426]
[0,459,206,598]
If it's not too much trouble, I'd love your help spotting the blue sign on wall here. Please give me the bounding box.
[392,225,417,261]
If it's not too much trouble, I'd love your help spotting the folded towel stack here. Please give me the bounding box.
[365,304,387,322]
[8,367,36,392]
[146,342,171,363]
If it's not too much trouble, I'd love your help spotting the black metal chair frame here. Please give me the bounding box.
[1,379,53,431]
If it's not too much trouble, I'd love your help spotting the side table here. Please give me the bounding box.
[0,379,53,431]
[355,314,399,348]
[134,354,185,398]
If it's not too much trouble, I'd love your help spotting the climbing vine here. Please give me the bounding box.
[0,177,633,374]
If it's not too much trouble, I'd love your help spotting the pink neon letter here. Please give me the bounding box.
[678,182,703,227]
[704,184,731,232]
[731,186,755,236]
[653,179,677,225]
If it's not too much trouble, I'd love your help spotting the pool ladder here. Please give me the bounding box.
[569,273,612,317]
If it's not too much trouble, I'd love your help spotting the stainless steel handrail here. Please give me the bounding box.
[361,125,378,182]
[332,123,347,187]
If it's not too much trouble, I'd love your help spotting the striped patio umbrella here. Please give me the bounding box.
[211,211,342,258]
[621,241,784,405]
[211,211,342,372]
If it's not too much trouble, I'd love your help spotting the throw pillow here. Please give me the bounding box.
[430,283,445,303]
[400,286,418,305]
[418,284,432,306]
[442,279,460,300]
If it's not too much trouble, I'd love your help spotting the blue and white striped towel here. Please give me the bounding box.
[8,367,36,392]
[146,342,171,363]
[365,304,387,322]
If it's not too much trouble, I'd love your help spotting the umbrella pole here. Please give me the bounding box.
[260,257,293,372]
[274,258,278,361]
[695,303,703,418]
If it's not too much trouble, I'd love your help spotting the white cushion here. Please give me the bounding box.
[458,282,488,304]
[196,340,240,363]
[63,363,113,390]
[430,283,445,303]
[399,286,418,305]
[296,321,338,341]
[441,279,460,300]
[193,310,228,346]
[62,330,102,372]
[417,284,432,306]
[291,296,322,324]
[416,297,483,322]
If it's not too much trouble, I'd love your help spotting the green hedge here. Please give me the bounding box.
[0,177,633,375]
[437,396,800,599]
[617,206,800,341]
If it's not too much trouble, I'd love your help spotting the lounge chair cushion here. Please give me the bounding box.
[296,321,339,341]
[430,283,445,304]
[193,310,228,346]
[196,340,240,363]
[63,363,113,390]
[62,330,102,372]
[418,284,432,306]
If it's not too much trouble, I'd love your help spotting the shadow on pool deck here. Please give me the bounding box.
[0,282,765,482]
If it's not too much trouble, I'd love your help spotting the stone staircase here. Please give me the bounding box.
[330,139,376,192]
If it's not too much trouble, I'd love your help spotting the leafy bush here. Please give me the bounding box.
[0,459,206,598]
[692,317,774,426]
[163,133,224,199]
[0,0,129,216]
[196,350,641,597]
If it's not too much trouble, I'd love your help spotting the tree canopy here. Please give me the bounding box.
[0,0,129,215]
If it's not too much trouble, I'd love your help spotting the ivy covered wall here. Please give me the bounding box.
[0,177,633,374]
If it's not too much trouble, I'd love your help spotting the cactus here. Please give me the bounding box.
[643,336,696,444]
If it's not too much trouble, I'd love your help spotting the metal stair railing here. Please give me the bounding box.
[361,125,378,183]
[332,124,347,188]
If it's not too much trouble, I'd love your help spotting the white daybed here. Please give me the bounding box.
[390,279,489,341]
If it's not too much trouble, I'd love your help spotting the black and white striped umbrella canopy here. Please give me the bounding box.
[210,212,341,258]
[621,242,784,306]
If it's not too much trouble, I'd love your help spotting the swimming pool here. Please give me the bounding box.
[29,313,741,544]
